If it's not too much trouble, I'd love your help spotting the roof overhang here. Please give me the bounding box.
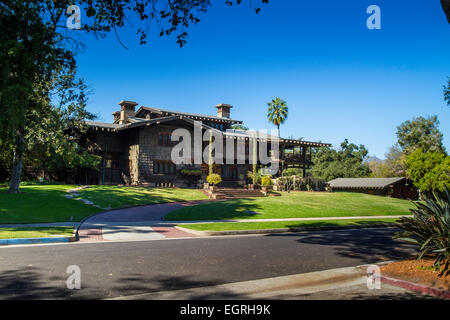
[85,117,331,147]
[135,106,243,124]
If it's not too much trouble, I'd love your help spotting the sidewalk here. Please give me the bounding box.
[166,215,409,224]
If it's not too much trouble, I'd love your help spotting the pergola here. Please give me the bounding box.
[279,139,331,177]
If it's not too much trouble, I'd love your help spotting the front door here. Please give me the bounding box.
[222,165,238,181]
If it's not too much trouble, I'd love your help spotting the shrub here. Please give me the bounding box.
[181,169,201,176]
[282,168,302,176]
[405,149,450,193]
[274,176,326,191]
[247,170,261,185]
[394,185,450,276]
[206,173,222,186]
[261,175,273,186]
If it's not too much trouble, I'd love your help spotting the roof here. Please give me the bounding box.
[135,106,243,124]
[84,121,124,130]
[222,129,331,147]
[85,116,331,147]
[328,177,407,189]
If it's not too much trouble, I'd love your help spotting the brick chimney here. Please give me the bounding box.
[215,103,232,118]
[118,100,138,124]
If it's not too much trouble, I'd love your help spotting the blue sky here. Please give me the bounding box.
[73,0,450,159]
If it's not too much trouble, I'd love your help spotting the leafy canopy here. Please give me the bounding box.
[394,185,450,276]
[311,139,371,181]
[369,144,407,178]
[396,115,445,155]
[405,149,450,193]
[1,1,269,192]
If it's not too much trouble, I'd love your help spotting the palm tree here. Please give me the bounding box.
[267,97,288,137]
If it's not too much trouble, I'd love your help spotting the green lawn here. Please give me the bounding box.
[76,185,208,209]
[0,226,74,239]
[178,218,400,232]
[165,191,415,221]
[0,184,207,224]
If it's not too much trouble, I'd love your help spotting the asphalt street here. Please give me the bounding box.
[0,228,417,299]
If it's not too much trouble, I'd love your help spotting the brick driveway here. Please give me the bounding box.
[77,200,214,242]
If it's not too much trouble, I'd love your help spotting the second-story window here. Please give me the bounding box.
[158,132,176,146]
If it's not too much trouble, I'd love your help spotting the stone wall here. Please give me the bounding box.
[126,130,140,185]
[137,124,186,185]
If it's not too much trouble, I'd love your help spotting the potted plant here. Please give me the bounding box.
[261,175,274,193]
[247,170,261,190]
[181,169,202,176]
[206,173,222,192]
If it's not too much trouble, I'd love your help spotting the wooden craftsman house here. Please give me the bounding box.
[82,100,330,187]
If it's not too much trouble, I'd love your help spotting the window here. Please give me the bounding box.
[158,132,176,146]
[112,160,120,170]
[153,160,176,175]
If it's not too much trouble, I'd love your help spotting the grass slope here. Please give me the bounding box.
[0,185,207,224]
[77,185,208,209]
[179,218,400,232]
[0,185,100,224]
[165,191,414,221]
[0,227,74,239]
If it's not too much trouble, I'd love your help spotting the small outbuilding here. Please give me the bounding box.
[327,177,417,200]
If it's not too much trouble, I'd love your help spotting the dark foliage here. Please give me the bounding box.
[394,185,450,276]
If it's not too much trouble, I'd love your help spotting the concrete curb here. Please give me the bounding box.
[109,265,369,300]
[0,235,76,246]
[166,215,408,224]
[380,275,450,299]
[176,222,397,236]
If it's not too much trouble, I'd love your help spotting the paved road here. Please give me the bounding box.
[0,228,417,299]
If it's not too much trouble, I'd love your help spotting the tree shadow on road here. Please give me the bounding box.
[269,228,418,264]
[112,274,246,300]
[0,266,96,299]
[0,266,243,299]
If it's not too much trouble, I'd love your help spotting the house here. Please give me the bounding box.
[327,177,417,199]
[81,100,331,187]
